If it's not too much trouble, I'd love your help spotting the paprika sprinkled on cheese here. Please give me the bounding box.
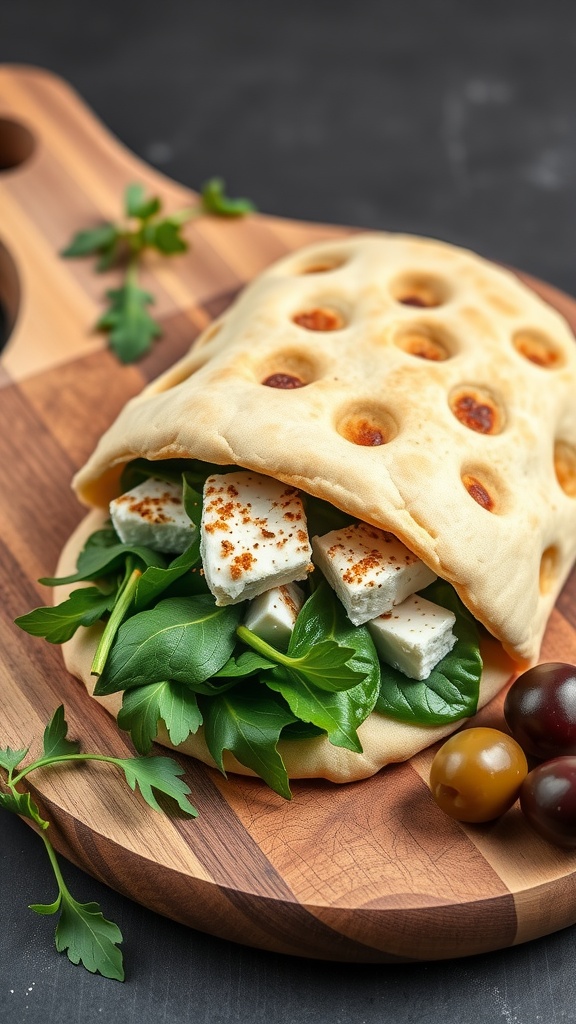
[200,471,313,605]
[312,522,437,626]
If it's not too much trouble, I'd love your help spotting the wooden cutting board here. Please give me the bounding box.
[2,64,576,963]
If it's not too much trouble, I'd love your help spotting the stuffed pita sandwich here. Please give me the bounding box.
[18,233,576,796]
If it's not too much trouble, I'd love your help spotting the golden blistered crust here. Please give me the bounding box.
[72,233,576,664]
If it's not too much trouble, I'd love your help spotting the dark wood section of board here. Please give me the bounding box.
[2,66,576,963]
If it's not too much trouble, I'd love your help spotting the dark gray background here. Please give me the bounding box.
[2,1,576,1021]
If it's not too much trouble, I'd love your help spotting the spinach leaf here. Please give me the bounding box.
[201,688,296,799]
[258,584,381,751]
[236,628,366,692]
[289,582,381,705]
[120,458,237,494]
[375,580,482,724]
[280,721,324,740]
[182,475,203,531]
[134,541,199,612]
[213,650,276,678]
[120,459,191,491]
[158,568,210,599]
[264,667,365,752]
[117,680,203,753]
[40,536,166,587]
[94,596,243,695]
[15,587,114,644]
[303,494,354,539]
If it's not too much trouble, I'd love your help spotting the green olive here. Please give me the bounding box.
[429,727,528,823]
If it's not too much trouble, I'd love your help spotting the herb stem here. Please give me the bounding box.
[236,625,288,665]
[12,752,127,787]
[38,829,69,899]
[91,564,142,675]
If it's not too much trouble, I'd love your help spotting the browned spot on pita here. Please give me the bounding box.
[462,473,495,511]
[513,329,564,368]
[293,307,345,331]
[555,440,576,497]
[540,546,559,594]
[395,325,451,361]
[450,386,505,435]
[391,272,449,309]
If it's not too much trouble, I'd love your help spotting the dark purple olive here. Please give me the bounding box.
[520,757,576,847]
[504,662,576,760]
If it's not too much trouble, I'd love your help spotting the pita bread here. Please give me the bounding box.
[62,232,576,781]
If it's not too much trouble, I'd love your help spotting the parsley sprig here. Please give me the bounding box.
[62,178,255,363]
[0,705,197,980]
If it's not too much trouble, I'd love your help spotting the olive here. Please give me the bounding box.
[429,727,528,823]
[504,662,576,760]
[520,757,576,847]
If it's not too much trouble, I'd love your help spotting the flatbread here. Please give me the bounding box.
[73,233,576,665]
[62,232,576,781]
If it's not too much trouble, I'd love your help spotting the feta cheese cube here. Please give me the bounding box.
[243,583,305,650]
[110,478,195,554]
[312,522,437,626]
[200,472,312,605]
[368,593,457,680]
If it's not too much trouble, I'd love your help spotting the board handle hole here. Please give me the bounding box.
[0,118,35,171]
[0,241,21,355]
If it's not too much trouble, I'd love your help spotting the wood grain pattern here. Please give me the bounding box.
[2,65,576,962]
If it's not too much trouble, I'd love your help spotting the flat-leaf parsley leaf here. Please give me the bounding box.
[0,705,197,979]
[62,178,255,363]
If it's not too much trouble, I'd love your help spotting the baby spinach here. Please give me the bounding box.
[237,627,364,692]
[375,580,482,725]
[19,474,203,657]
[94,596,243,695]
[120,458,191,491]
[213,649,276,678]
[120,457,237,494]
[238,584,381,751]
[280,720,324,740]
[302,493,354,539]
[16,455,486,798]
[134,540,199,611]
[263,669,363,751]
[40,533,165,587]
[15,587,114,644]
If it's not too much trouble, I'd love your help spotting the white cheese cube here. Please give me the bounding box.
[243,583,305,650]
[368,593,457,680]
[110,478,195,554]
[200,472,312,605]
[312,522,437,626]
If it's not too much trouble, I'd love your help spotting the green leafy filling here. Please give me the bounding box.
[375,580,482,724]
[16,458,483,796]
